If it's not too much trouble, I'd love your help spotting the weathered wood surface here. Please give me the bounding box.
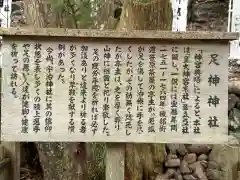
[224,145,239,180]
[106,143,125,180]
[0,27,238,40]
[1,41,229,144]
[210,145,240,180]
[0,145,12,180]
[0,143,20,180]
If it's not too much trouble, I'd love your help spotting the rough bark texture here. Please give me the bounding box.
[188,0,229,31]
[36,142,87,180]
[23,0,47,27]
[116,1,172,180]
[117,0,172,31]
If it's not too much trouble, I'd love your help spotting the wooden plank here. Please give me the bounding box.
[224,145,240,180]
[1,142,20,180]
[237,171,240,180]
[106,143,125,180]
[1,41,230,144]
[0,27,238,40]
[0,158,11,169]
[0,145,10,180]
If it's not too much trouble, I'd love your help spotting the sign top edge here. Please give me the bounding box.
[0,28,238,41]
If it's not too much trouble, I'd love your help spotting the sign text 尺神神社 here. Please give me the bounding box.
[0,29,232,144]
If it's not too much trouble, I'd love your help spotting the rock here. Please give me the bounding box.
[194,165,207,179]
[229,60,240,81]
[200,160,208,168]
[184,153,197,164]
[166,144,179,154]
[236,101,240,110]
[188,161,203,171]
[229,108,240,130]
[155,174,169,180]
[180,160,191,174]
[177,144,188,156]
[208,161,219,170]
[228,94,239,111]
[187,145,211,154]
[175,169,184,180]
[165,168,176,178]
[153,166,162,174]
[206,169,223,180]
[208,145,227,170]
[198,154,208,161]
[175,173,183,180]
[177,168,181,174]
[189,0,229,32]
[167,153,178,160]
[165,158,181,167]
[183,174,197,180]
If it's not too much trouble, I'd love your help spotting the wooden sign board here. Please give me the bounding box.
[0,28,238,144]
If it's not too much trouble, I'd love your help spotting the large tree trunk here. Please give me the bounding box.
[23,0,88,180]
[116,0,172,180]
[23,0,47,27]
[117,0,172,30]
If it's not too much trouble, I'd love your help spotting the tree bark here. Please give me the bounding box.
[116,0,172,30]
[23,0,47,27]
[116,0,172,180]
[23,0,88,179]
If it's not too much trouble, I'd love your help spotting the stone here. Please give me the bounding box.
[166,144,179,154]
[187,145,212,154]
[189,0,229,32]
[194,165,207,180]
[155,174,169,180]
[167,153,178,160]
[208,161,219,170]
[177,144,188,156]
[165,168,176,178]
[236,101,240,110]
[150,176,156,180]
[208,145,227,171]
[180,160,191,174]
[228,94,239,111]
[184,153,197,164]
[200,160,208,168]
[206,169,223,180]
[188,161,203,171]
[175,173,183,180]
[183,174,197,180]
[198,154,208,161]
[165,158,181,167]
[229,108,240,130]
[153,166,162,174]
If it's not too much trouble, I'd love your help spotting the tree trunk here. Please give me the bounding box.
[117,0,172,30]
[23,0,46,27]
[116,0,172,179]
[23,0,88,179]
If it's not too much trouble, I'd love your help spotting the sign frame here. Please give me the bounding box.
[0,28,239,144]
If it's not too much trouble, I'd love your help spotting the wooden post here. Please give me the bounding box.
[1,142,20,180]
[223,145,240,180]
[237,171,240,180]
[0,145,10,180]
[106,143,125,180]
